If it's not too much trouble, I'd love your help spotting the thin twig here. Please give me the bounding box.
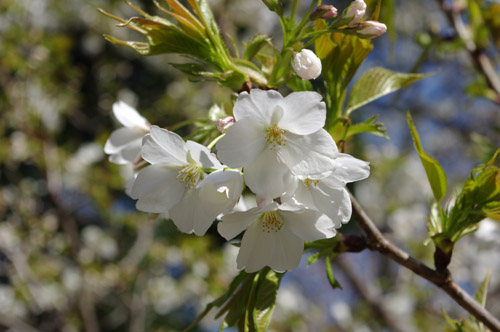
[436,0,500,103]
[350,193,500,332]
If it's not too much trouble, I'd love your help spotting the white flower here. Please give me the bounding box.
[131,126,242,235]
[216,89,337,199]
[291,49,322,80]
[218,201,337,272]
[357,21,387,39]
[104,101,150,165]
[343,0,366,26]
[290,154,370,225]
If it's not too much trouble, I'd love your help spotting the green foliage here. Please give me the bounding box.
[346,68,433,116]
[315,20,373,124]
[243,35,273,61]
[261,0,283,16]
[407,112,448,203]
[427,149,500,269]
[101,0,266,90]
[343,114,388,141]
[187,268,283,332]
[305,237,342,289]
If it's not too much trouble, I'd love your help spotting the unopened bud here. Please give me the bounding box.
[291,49,322,80]
[217,116,235,133]
[356,21,387,39]
[310,5,338,20]
[343,0,366,26]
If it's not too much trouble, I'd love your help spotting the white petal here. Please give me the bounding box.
[104,127,144,154]
[141,126,187,166]
[282,209,337,241]
[285,181,316,209]
[124,173,137,197]
[199,170,244,203]
[218,207,261,240]
[332,153,370,183]
[244,148,297,199]
[185,141,222,169]
[216,118,266,168]
[108,138,142,165]
[309,185,345,227]
[279,92,326,135]
[169,187,216,236]
[236,221,271,272]
[131,164,184,212]
[269,226,304,272]
[233,89,283,123]
[113,101,149,131]
[236,221,303,273]
[280,129,337,176]
[318,175,345,189]
[338,188,352,223]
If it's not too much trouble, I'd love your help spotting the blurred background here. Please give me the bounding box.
[0,0,499,331]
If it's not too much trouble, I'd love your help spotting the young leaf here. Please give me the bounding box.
[183,270,248,332]
[253,269,283,332]
[243,35,272,61]
[407,112,447,202]
[346,68,433,116]
[325,256,342,289]
[261,0,283,16]
[474,270,492,308]
[344,114,388,140]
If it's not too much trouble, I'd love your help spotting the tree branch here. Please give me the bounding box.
[436,0,500,103]
[349,193,500,332]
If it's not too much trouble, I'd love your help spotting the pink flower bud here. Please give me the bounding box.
[310,5,338,20]
[357,21,387,39]
[343,0,366,26]
[291,49,322,80]
[217,116,235,133]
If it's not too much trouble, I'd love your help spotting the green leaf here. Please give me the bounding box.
[474,270,492,308]
[233,59,268,85]
[261,0,283,15]
[286,75,313,92]
[170,62,218,81]
[183,270,248,332]
[346,67,433,115]
[344,114,388,140]
[407,112,447,202]
[253,269,283,332]
[243,34,272,61]
[325,256,342,289]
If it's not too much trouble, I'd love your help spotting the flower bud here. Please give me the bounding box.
[291,49,322,80]
[343,0,366,26]
[356,21,387,39]
[310,5,338,20]
[217,116,235,133]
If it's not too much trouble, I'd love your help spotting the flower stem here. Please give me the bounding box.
[207,133,225,150]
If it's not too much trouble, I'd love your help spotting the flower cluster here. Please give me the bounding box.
[105,90,369,273]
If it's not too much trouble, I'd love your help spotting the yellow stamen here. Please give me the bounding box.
[260,211,283,233]
[265,124,286,149]
[177,163,202,189]
[304,178,318,191]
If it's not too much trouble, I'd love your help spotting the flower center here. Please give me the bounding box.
[177,163,202,189]
[304,178,319,191]
[265,124,286,149]
[260,211,283,233]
